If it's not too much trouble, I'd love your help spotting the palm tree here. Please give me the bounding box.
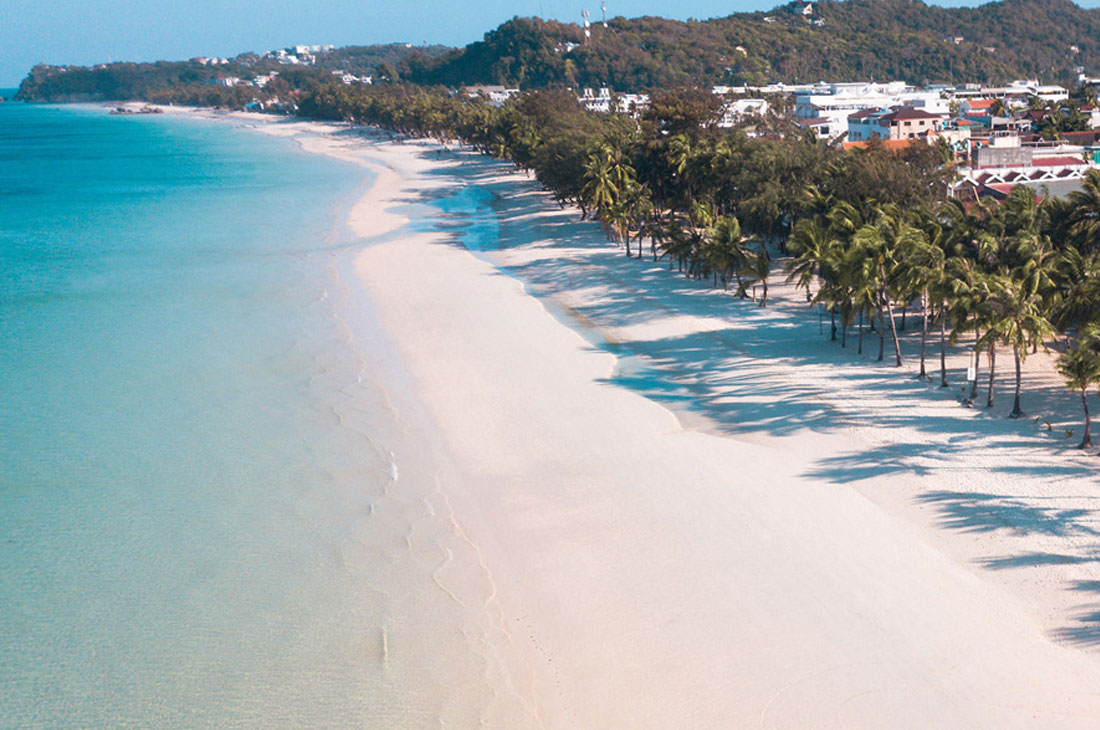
[1057,339,1100,449]
[619,182,654,258]
[1066,168,1100,253]
[738,243,772,306]
[707,216,747,290]
[1052,246,1100,340]
[581,151,617,221]
[839,242,879,355]
[786,215,834,302]
[949,262,993,404]
[898,213,945,379]
[667,133,695,209]
[851,205,914,367]
[981,275,1057,417]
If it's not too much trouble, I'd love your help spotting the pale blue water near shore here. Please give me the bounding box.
[0,105,513,727]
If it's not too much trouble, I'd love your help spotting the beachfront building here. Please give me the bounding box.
[463,85,520,107]
[717,98,769,127]
[954,131,1100,199]
[795,82,948,140]
[846,107,946,141]
[950,80,1069,104]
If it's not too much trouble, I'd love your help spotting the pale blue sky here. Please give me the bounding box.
[0,0,1093,86]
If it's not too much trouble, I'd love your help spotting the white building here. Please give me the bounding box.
[616,93,650,115]
[949,80,1068,103]
[464,85,519,107]
[796,82,949,140]
[847,107,946,141]
[717,98,769,127]
[579,87,613,113]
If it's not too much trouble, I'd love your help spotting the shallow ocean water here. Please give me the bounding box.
[0,104,513,727]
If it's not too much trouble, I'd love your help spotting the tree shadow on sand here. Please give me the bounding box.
[402,144,1100,648]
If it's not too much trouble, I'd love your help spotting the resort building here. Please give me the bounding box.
[846,107,946,141]
[717,98,769,127]
[463,85,520,106]
[795,82,948,140]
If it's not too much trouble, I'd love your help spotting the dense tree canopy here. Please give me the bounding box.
[403,0,1100,89]
[16,0,1100,103]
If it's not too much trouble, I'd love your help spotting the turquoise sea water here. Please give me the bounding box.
[0,105,481,726]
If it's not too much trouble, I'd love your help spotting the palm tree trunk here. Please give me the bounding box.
[858,309,865,354]
[970,329,981,402]
[900,304,907,331]
[918,290,928,378]
[986,343,996,408]
[1080,387,1094,449]
[830,307,838,341]
[939,304,948,388]
[1010,350,1024,418]
[760,280,768,306]
[878,298,886,362]
[882,280,903,367]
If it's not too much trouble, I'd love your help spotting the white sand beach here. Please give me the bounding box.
[178,109,1100,726]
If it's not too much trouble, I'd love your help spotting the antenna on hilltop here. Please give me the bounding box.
[601,0,607,27]
[582,9,591,44]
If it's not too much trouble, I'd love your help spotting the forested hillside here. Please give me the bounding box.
[14,44,450,104]
[16,0,1100,102]
[402,0,1100,88]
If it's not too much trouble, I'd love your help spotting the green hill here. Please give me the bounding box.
[402,0,1100,89]
[16,0,1100,103]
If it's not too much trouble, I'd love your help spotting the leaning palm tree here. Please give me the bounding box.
[708,215,747,291]
[1052,246,1100,340]
[898,216,946,380]
[839,241,879,355]
[1066,168,1100,253]
[786,215,834,302]
[981,275,1057,417]
[738,243,772,306]
[851,205,916,367]
[1057,338,1100,449]
[581,150,618,222]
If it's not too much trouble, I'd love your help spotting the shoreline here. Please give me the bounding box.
[152,106,1100,724]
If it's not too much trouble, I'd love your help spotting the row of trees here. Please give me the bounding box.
[787,185,1100,433]
[298,81,1100,453]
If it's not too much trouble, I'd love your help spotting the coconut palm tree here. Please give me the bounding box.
[1057,337,1100,449]
[949,261,993,404]
[981,275,1057,417]
[1052,246,1100,340]
[786,215,834,302]
[707,215,747,291]
[581,151,617,221]
[898,212,945,379]
[738,243,772,306]
[1067,168,1100,253]
[851,204,915,367]
[839,241,880,355]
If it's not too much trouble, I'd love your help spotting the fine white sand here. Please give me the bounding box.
[173,108,1100,726]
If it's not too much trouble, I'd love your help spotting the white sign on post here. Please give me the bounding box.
[967,365,976,382]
